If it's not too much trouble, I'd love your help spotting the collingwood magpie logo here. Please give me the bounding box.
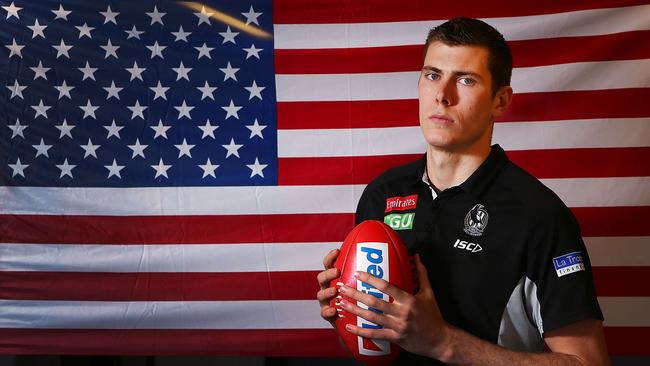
[464,204,488,236]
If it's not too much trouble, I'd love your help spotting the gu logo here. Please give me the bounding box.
[464,204,488,236]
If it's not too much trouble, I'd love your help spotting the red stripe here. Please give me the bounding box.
[0,328,346,356]
[0,207,646,245]
[0,327,646,356]
[0,271,320,301]
[275,31,650,73]
[593,267,650,297]
[273,0,647,24]
[278,148,650,185]
[0,213,355,244]
[276,89,650,129]
[1,267,647,302]
[605,327,650,355]
[572,207,650,237]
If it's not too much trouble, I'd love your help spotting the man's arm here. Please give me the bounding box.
[338,255,610,366]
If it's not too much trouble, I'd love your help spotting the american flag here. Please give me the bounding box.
[1,0,649,358]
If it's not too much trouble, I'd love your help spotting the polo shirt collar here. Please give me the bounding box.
[417,144,509,197]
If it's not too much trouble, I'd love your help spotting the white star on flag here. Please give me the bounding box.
[243,44,263,59]
[195,43,214,59]
[56,158,76,179]
[198,158,219,178]
[172,61,192,81]
[103,81,123,100]
[76,23,95,39]
[126,61,146,81]
[246,119,267,139]
[128,138,148,158]
[222,138,243,158]
[151,120,171,139]
[52,39,72,58]
[174,100,194,119]
[28,19,47,38]
[104,120,123,139]
[150,81,169,100]
[30,61,50,80]
[151,158,172,178]
[31,100,51,119]
[247,158,267,178]
[174,138,195,158]
[125,25,143,40]
[105,159,125,178]
[194,6,213,26]
[55,119,75,138]
[241,6,262,25]
[2,2,21,19]
[56,80,74,99]
[197,81,217,100]
[79,100,99,119]
[172,25,190,42]
[198,119,218,139]
[8,119,27,139]
[8,158,28,178]
[33,138,52,158]
[101,39,120,58]
[52,4,71,20]
[222,99,242,120]
[219,26,239,44]
[80,139,100,158]
[7,80,26,99]
[245,80,265,100]
[146,5,166,25]
[100,5,119,24]
[220,62,239,81]
[6,38,24,58]
[128,100,147,119]
[78,61,98,80]
[146,41,166,59]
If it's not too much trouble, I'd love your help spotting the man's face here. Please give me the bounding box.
[418,41,511,152]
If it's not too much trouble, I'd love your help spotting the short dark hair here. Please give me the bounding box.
[424,17,512,95]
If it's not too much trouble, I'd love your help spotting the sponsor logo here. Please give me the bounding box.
[453,239,483,253]
[553,251,585,277]
[385,195,417,213]
[384,213,414,230]
[356,242,390,356]
[464,204,489,236]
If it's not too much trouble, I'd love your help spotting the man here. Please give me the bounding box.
[317,17,609,365]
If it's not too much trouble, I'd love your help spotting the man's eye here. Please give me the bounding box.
[459,77,475,86]
[425,73,440,81]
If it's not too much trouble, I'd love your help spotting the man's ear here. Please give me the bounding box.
[492,85,513,119]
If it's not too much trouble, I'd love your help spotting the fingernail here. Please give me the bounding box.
[338,314,345,318]
[353,272,360,278]
[339,299,347,307]
[336,282,344,287]
[345,324,351,330]
[338,286,346,294]
[336,295,342,300]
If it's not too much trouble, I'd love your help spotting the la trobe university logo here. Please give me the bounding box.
[464,204,489,236]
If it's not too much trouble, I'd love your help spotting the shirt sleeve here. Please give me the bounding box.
[355,182,386,225]
[525,202,604,334]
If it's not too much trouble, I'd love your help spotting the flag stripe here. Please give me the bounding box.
[278,148,650,185]
[0,297,646,329]
[273,5,650,48]
[275,60,650,101]
[0,327,646,356]
[0,299,330,329]
[2,179,648,215]
[0,328,346,356]
[273,0,648,24]
[593,267,650,296]
[1,266,648,301]
[0,243,339,272]
[0,208,647,246]
[585,237,650,266]
[278,119,650,157]
[275,31,650,74]
[276,89,650,129]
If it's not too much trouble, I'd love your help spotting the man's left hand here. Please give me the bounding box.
[338,254,450,359]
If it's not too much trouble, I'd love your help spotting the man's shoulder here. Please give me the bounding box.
[365,156,424,192]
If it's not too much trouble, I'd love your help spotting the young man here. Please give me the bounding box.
[317,18,610,365]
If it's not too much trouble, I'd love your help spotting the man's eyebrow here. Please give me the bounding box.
[421,65,482,79]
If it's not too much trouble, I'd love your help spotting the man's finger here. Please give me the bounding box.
[344,323,396,342]
[323,248,340,269]
[317,286,338,304]
[338,284,391,314]
[354,270,407,301]
[316,267,339,289]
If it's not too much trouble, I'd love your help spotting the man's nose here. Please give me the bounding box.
[435,79,455,106]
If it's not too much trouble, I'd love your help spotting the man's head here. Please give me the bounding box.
[424,17,512,96]
[418,18,513,153]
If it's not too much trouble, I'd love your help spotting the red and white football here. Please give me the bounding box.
[330,220,415,366]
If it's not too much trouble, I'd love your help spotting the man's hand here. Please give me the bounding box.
[316,248,341,327]
[337,254,451,359]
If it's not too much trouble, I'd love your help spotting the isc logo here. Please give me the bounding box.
[453,239,483,253]
[356,242,390,356]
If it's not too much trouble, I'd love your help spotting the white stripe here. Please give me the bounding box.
[586,237,650,267]
[600,297,650,327]
[543,177,650,208]
[276,60,650,101]
[1,177,648,215]
[274,5,650,49]
[0,297,646,329]
[0,185,366,215]
[0,242,340,272]
[277,118,650,157]
[0,300,330,329]
[1,238,647,273]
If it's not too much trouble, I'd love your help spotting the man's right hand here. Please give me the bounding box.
[316,248,340,326]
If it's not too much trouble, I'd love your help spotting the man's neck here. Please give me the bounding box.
[425,144,491,192]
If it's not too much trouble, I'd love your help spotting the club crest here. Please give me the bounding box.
[464,204,488,236]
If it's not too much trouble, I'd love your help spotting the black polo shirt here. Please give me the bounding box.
[355,145,603,365]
